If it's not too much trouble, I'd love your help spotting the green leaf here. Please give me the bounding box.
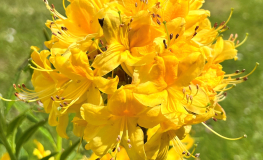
[6,112,27,137]
[40,152,58,160]
[15,119,47,156]
[60,140,80,160]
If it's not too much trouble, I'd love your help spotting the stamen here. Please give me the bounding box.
[176,34,179,39]
[214,22,218,28]
[236,33,249,48]
[170,33,173,40]
[163,21,170,46]
[195,26,199,31]
[163,39,167,49]
[201,122,247,140]
[212,117,217,122]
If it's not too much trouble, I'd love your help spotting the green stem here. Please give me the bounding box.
[56,135,62,160]
[0,112,17,160]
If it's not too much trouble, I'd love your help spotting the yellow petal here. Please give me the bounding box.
[93,76,119,94]
[121,118,147,160]
[56,114,69,139]
[86,84,104,106]
[85,119,122,156]
[81,104,113,126]
[92,44,127,76]
[137,105,165,128]
[174,52,205,86]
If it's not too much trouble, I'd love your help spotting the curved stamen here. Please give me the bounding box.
[201,122,247,140]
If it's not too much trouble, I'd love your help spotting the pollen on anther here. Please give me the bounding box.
[242,69,246,72]
[128,144,132,148]
[22,84,26,88]
[56,95,60,99]
[223,92,227,97]
[182,151,186,155]
[243,77,248,81]
[13,84,17,89]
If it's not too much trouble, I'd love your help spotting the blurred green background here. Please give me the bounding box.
[0,0,262,159]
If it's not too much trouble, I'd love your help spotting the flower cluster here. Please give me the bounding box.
[2,0,258,159]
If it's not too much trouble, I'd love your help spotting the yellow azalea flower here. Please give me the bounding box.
[0,153,10,160]
[33,140,54,160]
[92,10,163,76]
[43,0,107,52]
[80,85,151,159]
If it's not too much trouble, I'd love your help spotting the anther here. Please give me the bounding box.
[128,144,132,149]
[189,85,192,91]
[223,92,227,97]
[151,14,155,18]
[110,158,114,160]
[176,34,179,39]
[195,26,199,31]
[215,113,218,116]
[182,88,186,94]
[243,77,248,81]
[163,40,167,49]
[14,92,19,97]
[236,40,240,45]
[195,153,200,158]
[59,103,63,107]
[235,70,240,73]
[51,4,55,9]
[51,96,55,101]
[186,94,189,103]
[196,84,199,90]
[61,97,65,100]
[157,14,161,18]
[156,19,161,25]
[214,22,218,28]
[190,95,193,101]
[56,95,60,99]
[63,102,68,106]
[243,134,247,138]
[13,84,17,89]
[117,147,121,152]
[98,18,104,28]
[182,151,186,155]
[236,77,241,80]
[22,84,26,88]
[242,69,246,72]
[130,18,133,23]
[186,152,190,156]
[120,24,124,27]
[52,32,57,36]
[57,31,62,35]
[135,2,138,7]
[193,32,197,37]
[127,139,131,143]
[220,21,225,26]
[170,33,173,40]
[17,84,21,88]
[212,117,217,122]
[156,2,160,8]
